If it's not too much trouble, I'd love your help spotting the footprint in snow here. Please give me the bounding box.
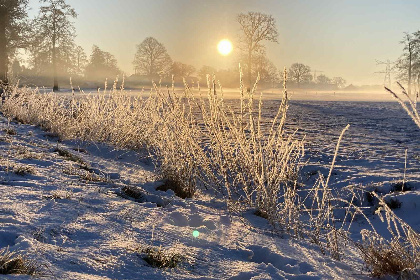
[0,231,18,247]
[167,211,189,227]
[245,245,317,277]
[167,211,216,230]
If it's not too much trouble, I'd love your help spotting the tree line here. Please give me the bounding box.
[0,1,347,91]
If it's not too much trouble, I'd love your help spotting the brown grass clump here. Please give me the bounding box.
[141,246,183,268]
[54,147,87,165]
[358,234,419,277]
[13,165,36,176]
[0,247,39,275]
[4,128,16,136]
[121,185,145,200]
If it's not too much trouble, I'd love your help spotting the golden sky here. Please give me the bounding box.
[28,0,420,85]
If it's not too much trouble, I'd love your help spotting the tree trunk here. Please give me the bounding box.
[248,49,252,90]
[0,6,8,85]
[408,45,412,96]
[77,51,80,74]
[52,15,58,92]
[150,52,154,77]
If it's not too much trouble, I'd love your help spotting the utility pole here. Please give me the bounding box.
[375,59,394,88]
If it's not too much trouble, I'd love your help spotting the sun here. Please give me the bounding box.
[218,39,233,56]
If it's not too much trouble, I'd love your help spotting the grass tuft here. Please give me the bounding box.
[121,185,145,200]
[54,148,86,165]
[13,165,36,176]
[0,247,40,275]
[391,182,413,192]
[4,128,17,136]
[386,198,402,209]
[141,246,183,269]
[254,209,269,220]
[358,234,419,278]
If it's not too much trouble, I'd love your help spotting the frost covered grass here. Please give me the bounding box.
[1,68,305,228]
[386,82,420,129]
[356,193,420,277]
[1,71,420,278]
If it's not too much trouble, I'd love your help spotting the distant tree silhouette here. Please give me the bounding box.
[31,0,77,91]
[289,63,312,88]
[237,12,278,87]
[253,54,279,85]
[395,32,420,95]
[0,0,28,84]
[198,65,217,83]
[85,45,120,82]
[331,77,346,89]
[171,62,195,79]
[75,45,87,76]
[133,37,172,78]
[316,74,331,85]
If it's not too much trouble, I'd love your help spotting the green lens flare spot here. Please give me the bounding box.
[193,230,200,238]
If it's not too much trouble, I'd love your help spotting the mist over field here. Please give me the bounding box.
[0,1,419,279]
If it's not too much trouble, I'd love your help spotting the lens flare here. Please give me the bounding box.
[193,230,200,238]
[218,39,233,56]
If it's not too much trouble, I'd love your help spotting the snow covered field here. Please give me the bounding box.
[0,97,419,279]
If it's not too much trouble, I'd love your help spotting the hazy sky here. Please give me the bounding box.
[27,0,420,85]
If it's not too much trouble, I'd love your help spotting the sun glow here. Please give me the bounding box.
[217,39,233,56]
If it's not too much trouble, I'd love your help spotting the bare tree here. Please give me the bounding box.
[289,63,312,88]
[331,77,346,89]
[75,45,87,76]
[395,32,418,95]
[0,0,28,84]
[254,54,278,84]
[316,74,331,85]
[237,12,278,87]
[133,37,172,77]
[32,0,77,91]
[198,65,216,82]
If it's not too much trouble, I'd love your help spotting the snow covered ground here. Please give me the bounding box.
[0,99,418,279]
